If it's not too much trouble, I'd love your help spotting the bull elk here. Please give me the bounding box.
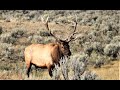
[24,16,78,78]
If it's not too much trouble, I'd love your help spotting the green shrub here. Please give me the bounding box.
[0,43,14,61]
[94,56,104,68]
[30,35,43,44]
[39,31,51,37]
[52,54,100,80]
[11,29,25,38]
[0,32,16,44]
[0,29,26,44]
[111,36,120,44]
[104,44,120,59]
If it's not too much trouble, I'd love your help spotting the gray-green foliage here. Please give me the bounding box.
[0,32,17,44]
[52,54,100,80]
[111,36,120,44]
[104,43,120,59]
[0,10,120,77]
[0,28,26,44]
[0,42,26,61]
[0,28,27,61]
[0,43,13,60]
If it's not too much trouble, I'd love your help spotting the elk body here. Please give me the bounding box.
[24,16,78,78]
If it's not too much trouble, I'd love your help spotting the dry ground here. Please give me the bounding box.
[89,60,119,80]
[0,60,119,80]
[0,20,119,80]
[0,20,93,34]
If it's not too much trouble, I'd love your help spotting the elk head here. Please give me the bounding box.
[41,15,78,57]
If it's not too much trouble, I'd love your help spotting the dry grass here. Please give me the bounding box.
[0,70,50,80]
[0,61,51,80]
[0,20,92,34]
[0,18,119,80]
[0,59,119,80]
[89,60,119,80]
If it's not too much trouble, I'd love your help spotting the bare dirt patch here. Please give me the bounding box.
[89,60,119,80]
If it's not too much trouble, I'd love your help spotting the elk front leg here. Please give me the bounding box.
[47,65,53,77]
[26,63,32,78]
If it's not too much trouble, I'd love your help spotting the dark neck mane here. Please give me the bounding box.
[57,43,64,59]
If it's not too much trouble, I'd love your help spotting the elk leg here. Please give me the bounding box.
[26,63,32,78]
[48,65,53,77]
[58,62,60,67]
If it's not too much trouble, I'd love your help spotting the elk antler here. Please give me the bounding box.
[41,16,60,41]
[66,14,78,42]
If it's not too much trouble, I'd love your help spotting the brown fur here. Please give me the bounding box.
[24,42,71,77]
[24,16,78,78]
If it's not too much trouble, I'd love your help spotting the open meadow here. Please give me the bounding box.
[0,10,119,80]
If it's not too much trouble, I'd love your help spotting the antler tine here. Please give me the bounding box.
[67,14,78,42]
[41,15,59,41]
[46,16,49,23]
[41,16,44,23]
[41,15,49,24]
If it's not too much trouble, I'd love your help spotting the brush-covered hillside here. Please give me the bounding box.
[0,10,119,80]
